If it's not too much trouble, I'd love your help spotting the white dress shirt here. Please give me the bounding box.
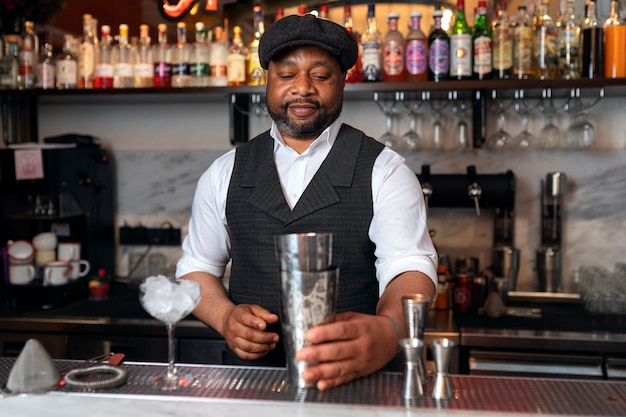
[176,119,438,296]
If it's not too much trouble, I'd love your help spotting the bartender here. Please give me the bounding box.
[176,13,437,391]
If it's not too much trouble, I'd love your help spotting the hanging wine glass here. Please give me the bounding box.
[374,92,401,149]
[486,90,514,149]
[450,91,471,151]
[139,276,201,391]
[400,92,425,151]
[511,89,536,149]
[427,92,449,151]
[563,88,602,149]
[537,88,561,149]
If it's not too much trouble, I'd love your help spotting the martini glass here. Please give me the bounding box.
[139,276,201,390]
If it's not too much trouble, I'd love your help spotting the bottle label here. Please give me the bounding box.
[56,60,78,84]
[78,44,95,77]
[189,62,209,77]
[514,27,533,74]
[171,62,190,77]
[361,41,381,80]
[429,39,450,75]
[114,63,133,77]
[35,63,55,89]
[493,27,513,70]
[450,34,472,77]
[134,63,153,78]
[405,39,427,75]
[383,41,404,76]
[227,54,246,83]
[210,64,227,78]
[473,35,492,74]
[154,62,172,77]
[95,63,114,78]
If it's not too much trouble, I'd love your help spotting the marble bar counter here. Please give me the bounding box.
[2,359,626,417]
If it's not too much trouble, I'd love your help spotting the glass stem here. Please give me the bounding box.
[166,322,177,379]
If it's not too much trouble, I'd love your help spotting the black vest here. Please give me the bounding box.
[224,124,384,366]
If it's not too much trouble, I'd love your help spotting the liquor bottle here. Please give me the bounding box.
[190,22,210,87]
[113,24,134,88]
[78,13,96,89]
[428,8,449,82]
[227,25,247,86]
[405,11,428,81]
[450,0,472,80]
[604,0,626,78]
[492,1,513,79]
[298,4,307,15]
[153,23,172,87]
[319,4,330,19]
[382,12,405,82]
[0,35,19,89]
[134,24,153,88]
[210,26,228,86]
[512,5,533,79]
[247,3,265,86]
[361,3,381,82]
[36,42,55,89]
[344,4,362,83]
[274,7,284,21]
[172,22,191,87]
[557,0,580,79]
[55,34,78,89]
[580,0,603,79]
[533,0,559,80]
[472,0,492,80]
[94,24,114,89]
[18,20,38,89]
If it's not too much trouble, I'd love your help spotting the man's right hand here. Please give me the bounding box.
[222,304,280,360]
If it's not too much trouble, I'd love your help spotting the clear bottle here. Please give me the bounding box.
[190,22,210,87]
[472,0,493,80]
[35,41,55,89]
[428,8,449,82]
[361,3,381,82]
[247,3,265,86]
[382,12,405,82]
[604,0,626,78]
[512,5,533,79]
[405,12,428,81]
[580,0,603,79]
[227,25,247,86]
[1,35,20,89]
[78,13,96,89]
[344,3,362,83]
[94,24,114,89]
[450,0,472,80]
[557,0,580,79]
[113,24,134,88]
[210,26,228,86]
[134,24,153,88]
[492,1,513,79]
[533,0,559,80]
[55,34,78,89]
[18,20,38,89]
[153,23,172,88]
[171,22,191,87]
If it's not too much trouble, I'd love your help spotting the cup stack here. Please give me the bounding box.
[274,232,338,389]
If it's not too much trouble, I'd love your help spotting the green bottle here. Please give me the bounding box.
[450,0,472,79]
[472,0,492,79]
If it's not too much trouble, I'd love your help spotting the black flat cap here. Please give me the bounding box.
[258,14,358,72]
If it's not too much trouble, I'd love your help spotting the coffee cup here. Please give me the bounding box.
[68,259,90,280]
[43,261,72,286]
[36,250,56,266]
[7,240,35,265]
[9,264,36,285]
[57,242,81,261]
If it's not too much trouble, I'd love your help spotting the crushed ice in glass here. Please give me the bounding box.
[140,275,201,324]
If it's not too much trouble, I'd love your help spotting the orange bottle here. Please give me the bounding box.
[604,0,626,78]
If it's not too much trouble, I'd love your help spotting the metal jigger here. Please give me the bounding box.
[398,338,424,402]
[401,294,431,385]
[430,338,455,401]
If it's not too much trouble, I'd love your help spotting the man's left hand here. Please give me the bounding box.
[295,312,399,391]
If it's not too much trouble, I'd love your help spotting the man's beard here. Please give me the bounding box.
[267,99,342,139]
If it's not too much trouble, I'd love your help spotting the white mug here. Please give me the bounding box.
[43,260,72,286]
[9,264,36,285]
[7,240,35,264]
[57,242,81,261]
[69,259,90,280]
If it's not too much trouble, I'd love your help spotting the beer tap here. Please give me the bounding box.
[420,165,433,214]
[467,165,482,216]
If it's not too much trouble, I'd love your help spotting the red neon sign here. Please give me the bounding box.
[161,0,219,19]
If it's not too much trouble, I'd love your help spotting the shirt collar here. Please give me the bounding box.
[270,120,342,153]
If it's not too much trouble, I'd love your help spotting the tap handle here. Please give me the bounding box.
[466,165,482,216]
[420,165,433,212]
